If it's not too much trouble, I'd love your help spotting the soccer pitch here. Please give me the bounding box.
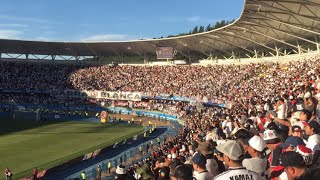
[0,119,144,179]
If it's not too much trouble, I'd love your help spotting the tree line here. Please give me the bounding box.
[166,19,235,38]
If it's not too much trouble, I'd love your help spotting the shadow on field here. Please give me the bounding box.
[0,113,67,135]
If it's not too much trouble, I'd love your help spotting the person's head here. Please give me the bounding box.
[303,121,320,136]
[303,92,312,100]
[191,152,207,172]
[172,164,193,180]
[158,166,170,180]
[236,137,250,152]
[292,125,303,137]
[216,140,244,167]
[277,98,285,105]
[300,110,312,121]
[280,136,305,152]
[196,142,213,157]
[267,122,280,131]
[263,129,281,150]
[278,151,306,180]
[234,128,251,140]
[296,167,320,180]
[156,157,166,168]
[247,135,266,158]
[115,165,127,179]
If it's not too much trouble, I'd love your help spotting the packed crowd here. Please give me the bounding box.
[113,103,320,180]
[2,56,320,180]
[105,58,320,180]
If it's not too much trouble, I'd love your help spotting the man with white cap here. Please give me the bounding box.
[214,140,263,180]
[263,129,283,172]
[242,136,268,176]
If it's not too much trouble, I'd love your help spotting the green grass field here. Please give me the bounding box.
[0,119,144,179]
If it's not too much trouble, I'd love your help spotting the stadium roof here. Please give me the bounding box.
[0,0,320,59]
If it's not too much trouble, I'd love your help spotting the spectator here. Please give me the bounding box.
[191,152,213,180]
[33,168,38,180]
[115,165,127,180]
[80,171,86,180]
[277,151,306,180]
[242,136,268,175]
[196,142,219,177]
[172,164,193,180]
[4,168,12,180]
[296,166,320,180]
[97,165,102,180]
[291,125,304,138]
[263,129,283,172]
[214,140,262,180]
[303,121,320,152]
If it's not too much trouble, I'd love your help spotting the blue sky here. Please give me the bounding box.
[0,0,244,42]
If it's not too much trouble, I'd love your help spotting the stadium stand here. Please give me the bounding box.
[1,56,320,179]
[2,0,320,179]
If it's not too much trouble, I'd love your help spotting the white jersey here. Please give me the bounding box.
[214,167,263,180]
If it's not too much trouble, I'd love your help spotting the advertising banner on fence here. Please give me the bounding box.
[50,90,142,101]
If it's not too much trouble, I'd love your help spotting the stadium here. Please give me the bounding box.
[1,0,320,180]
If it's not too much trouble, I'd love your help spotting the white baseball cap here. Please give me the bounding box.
[263,129,280,144]
[249,135,266,152]
[216,140,244,160]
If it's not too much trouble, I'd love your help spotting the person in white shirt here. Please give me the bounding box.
[276,98,286,120]
[214,140,263,180]
[222,116,233,138]
[303,121,320,152]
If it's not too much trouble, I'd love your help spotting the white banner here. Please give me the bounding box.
[51,90,142,101]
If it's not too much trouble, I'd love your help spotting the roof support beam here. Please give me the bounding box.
[58,55,67,60]
[231,26,307,52]
[40,55,49,60]
[179,39,209,56]
[238,21,318,46]
[257,0,320,7]
[198,38,234,56]
[250,13,320,36]
[85,43,98,56]
[214,31,285,55]
[31,54,40,60]
[203,34,255,54]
